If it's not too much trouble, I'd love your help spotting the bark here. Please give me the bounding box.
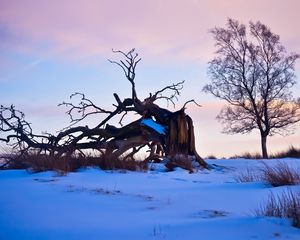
[0,49,209,170]
[261,134,268,159]
[167,110,208,168]
[204,19,300,160]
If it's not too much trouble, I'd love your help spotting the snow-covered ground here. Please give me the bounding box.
[1,159,300,240]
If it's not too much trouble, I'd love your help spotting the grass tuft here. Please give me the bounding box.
[204,154,217,159]
[259,161,300,187]
[234,167,260,183]
[229,152,262,159]
[235,161,300,187]
[165,154,193,173]
[228,146,300,160]
[271,146,300,159]
[255,190,300,228]
[1,151,148,173]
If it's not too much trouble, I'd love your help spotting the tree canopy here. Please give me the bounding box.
[203,19,300,158]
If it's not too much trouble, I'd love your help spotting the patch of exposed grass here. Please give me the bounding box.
[259,161,300,187]
[204,154,217,159]
[271,146,300,159]
[229,152,262,159]
[234,167,261,183]
[165,154,193,173]
[255,190,300,228]
[235,161,300,187]
[1,151,148,173]
[228,146,300,160]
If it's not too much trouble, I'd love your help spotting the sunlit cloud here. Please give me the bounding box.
[1,0,300,63]
[0,57,45,82]
[28,58,44,67]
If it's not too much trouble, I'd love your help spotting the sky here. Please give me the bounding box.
[1,0,300,157]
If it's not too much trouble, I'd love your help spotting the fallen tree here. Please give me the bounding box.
[0,49,208,170]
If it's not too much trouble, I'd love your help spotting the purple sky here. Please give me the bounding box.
[1,0,300,157]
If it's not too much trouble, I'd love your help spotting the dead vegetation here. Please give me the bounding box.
[259,161,300,187]
[235,161,300,187]
[0,151,148,173]
[0,49,208,172]
[255,190,300,228]
[229,146,300,160]
[234,167,260,183]
[272,146,300,159]
[165,154,194,173]
[229,152,262,159]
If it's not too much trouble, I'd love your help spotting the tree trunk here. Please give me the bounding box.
[261,134,268,159]
[0,49,210,171]
[166,110,208,169]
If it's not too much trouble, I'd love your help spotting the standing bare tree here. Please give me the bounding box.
[203,19,300,158]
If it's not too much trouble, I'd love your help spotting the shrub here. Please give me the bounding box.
[234,167,260,183]
[228,146,300,160]
[1,150,148,173]
[271,146,300,159]
[229,152,262,159]
[234,161,300,187]
[98,154,148,172]
[0,152,28,170]
[255,190,300,228]
[10,153,90,173]
[165,154,193,173]
[259,161,300,187]
[205,155,217,159]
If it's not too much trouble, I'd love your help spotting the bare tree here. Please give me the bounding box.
[203,19,300,158]
[0,49,208,170]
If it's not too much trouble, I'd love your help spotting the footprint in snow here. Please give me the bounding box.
[171,178,188,182]
[193,209,229,219]
[33,178,58,183]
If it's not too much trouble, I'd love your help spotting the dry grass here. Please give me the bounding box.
[255,190,300,228]
[165,154,193,173]
[204,155,217,159]
[0,152,28,170]
[228,146,300,160]
[229,152,262,159]
[271,146,300,159]
[1,151,148,173]
[235,161,300,187]
[9,153,97,173]
[99,154,148,172]
[259,161,300,187]
[234,167,260,183]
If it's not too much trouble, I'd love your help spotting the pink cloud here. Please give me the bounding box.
[1,0,300,63]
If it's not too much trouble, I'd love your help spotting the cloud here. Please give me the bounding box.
[1,0,300,63]
[29,58,44,67]
[0,57,45,82]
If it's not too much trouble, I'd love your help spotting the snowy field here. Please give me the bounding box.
[1,159,300,240]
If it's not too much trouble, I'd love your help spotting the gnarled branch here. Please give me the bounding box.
[0,49,208,170]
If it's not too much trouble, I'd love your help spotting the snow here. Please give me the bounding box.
[1,159,300,239]
[141,119,166,135]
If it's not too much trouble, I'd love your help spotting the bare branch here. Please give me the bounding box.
[144,80,185,108]
[109,48,141,100]
[181,100,202,110]
[204,18,300,158]
[58,92,113,128]
[0,49,209,169]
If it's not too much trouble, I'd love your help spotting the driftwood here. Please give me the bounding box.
[0,49,208,169]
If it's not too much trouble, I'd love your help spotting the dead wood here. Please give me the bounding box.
[0,49,208,170]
